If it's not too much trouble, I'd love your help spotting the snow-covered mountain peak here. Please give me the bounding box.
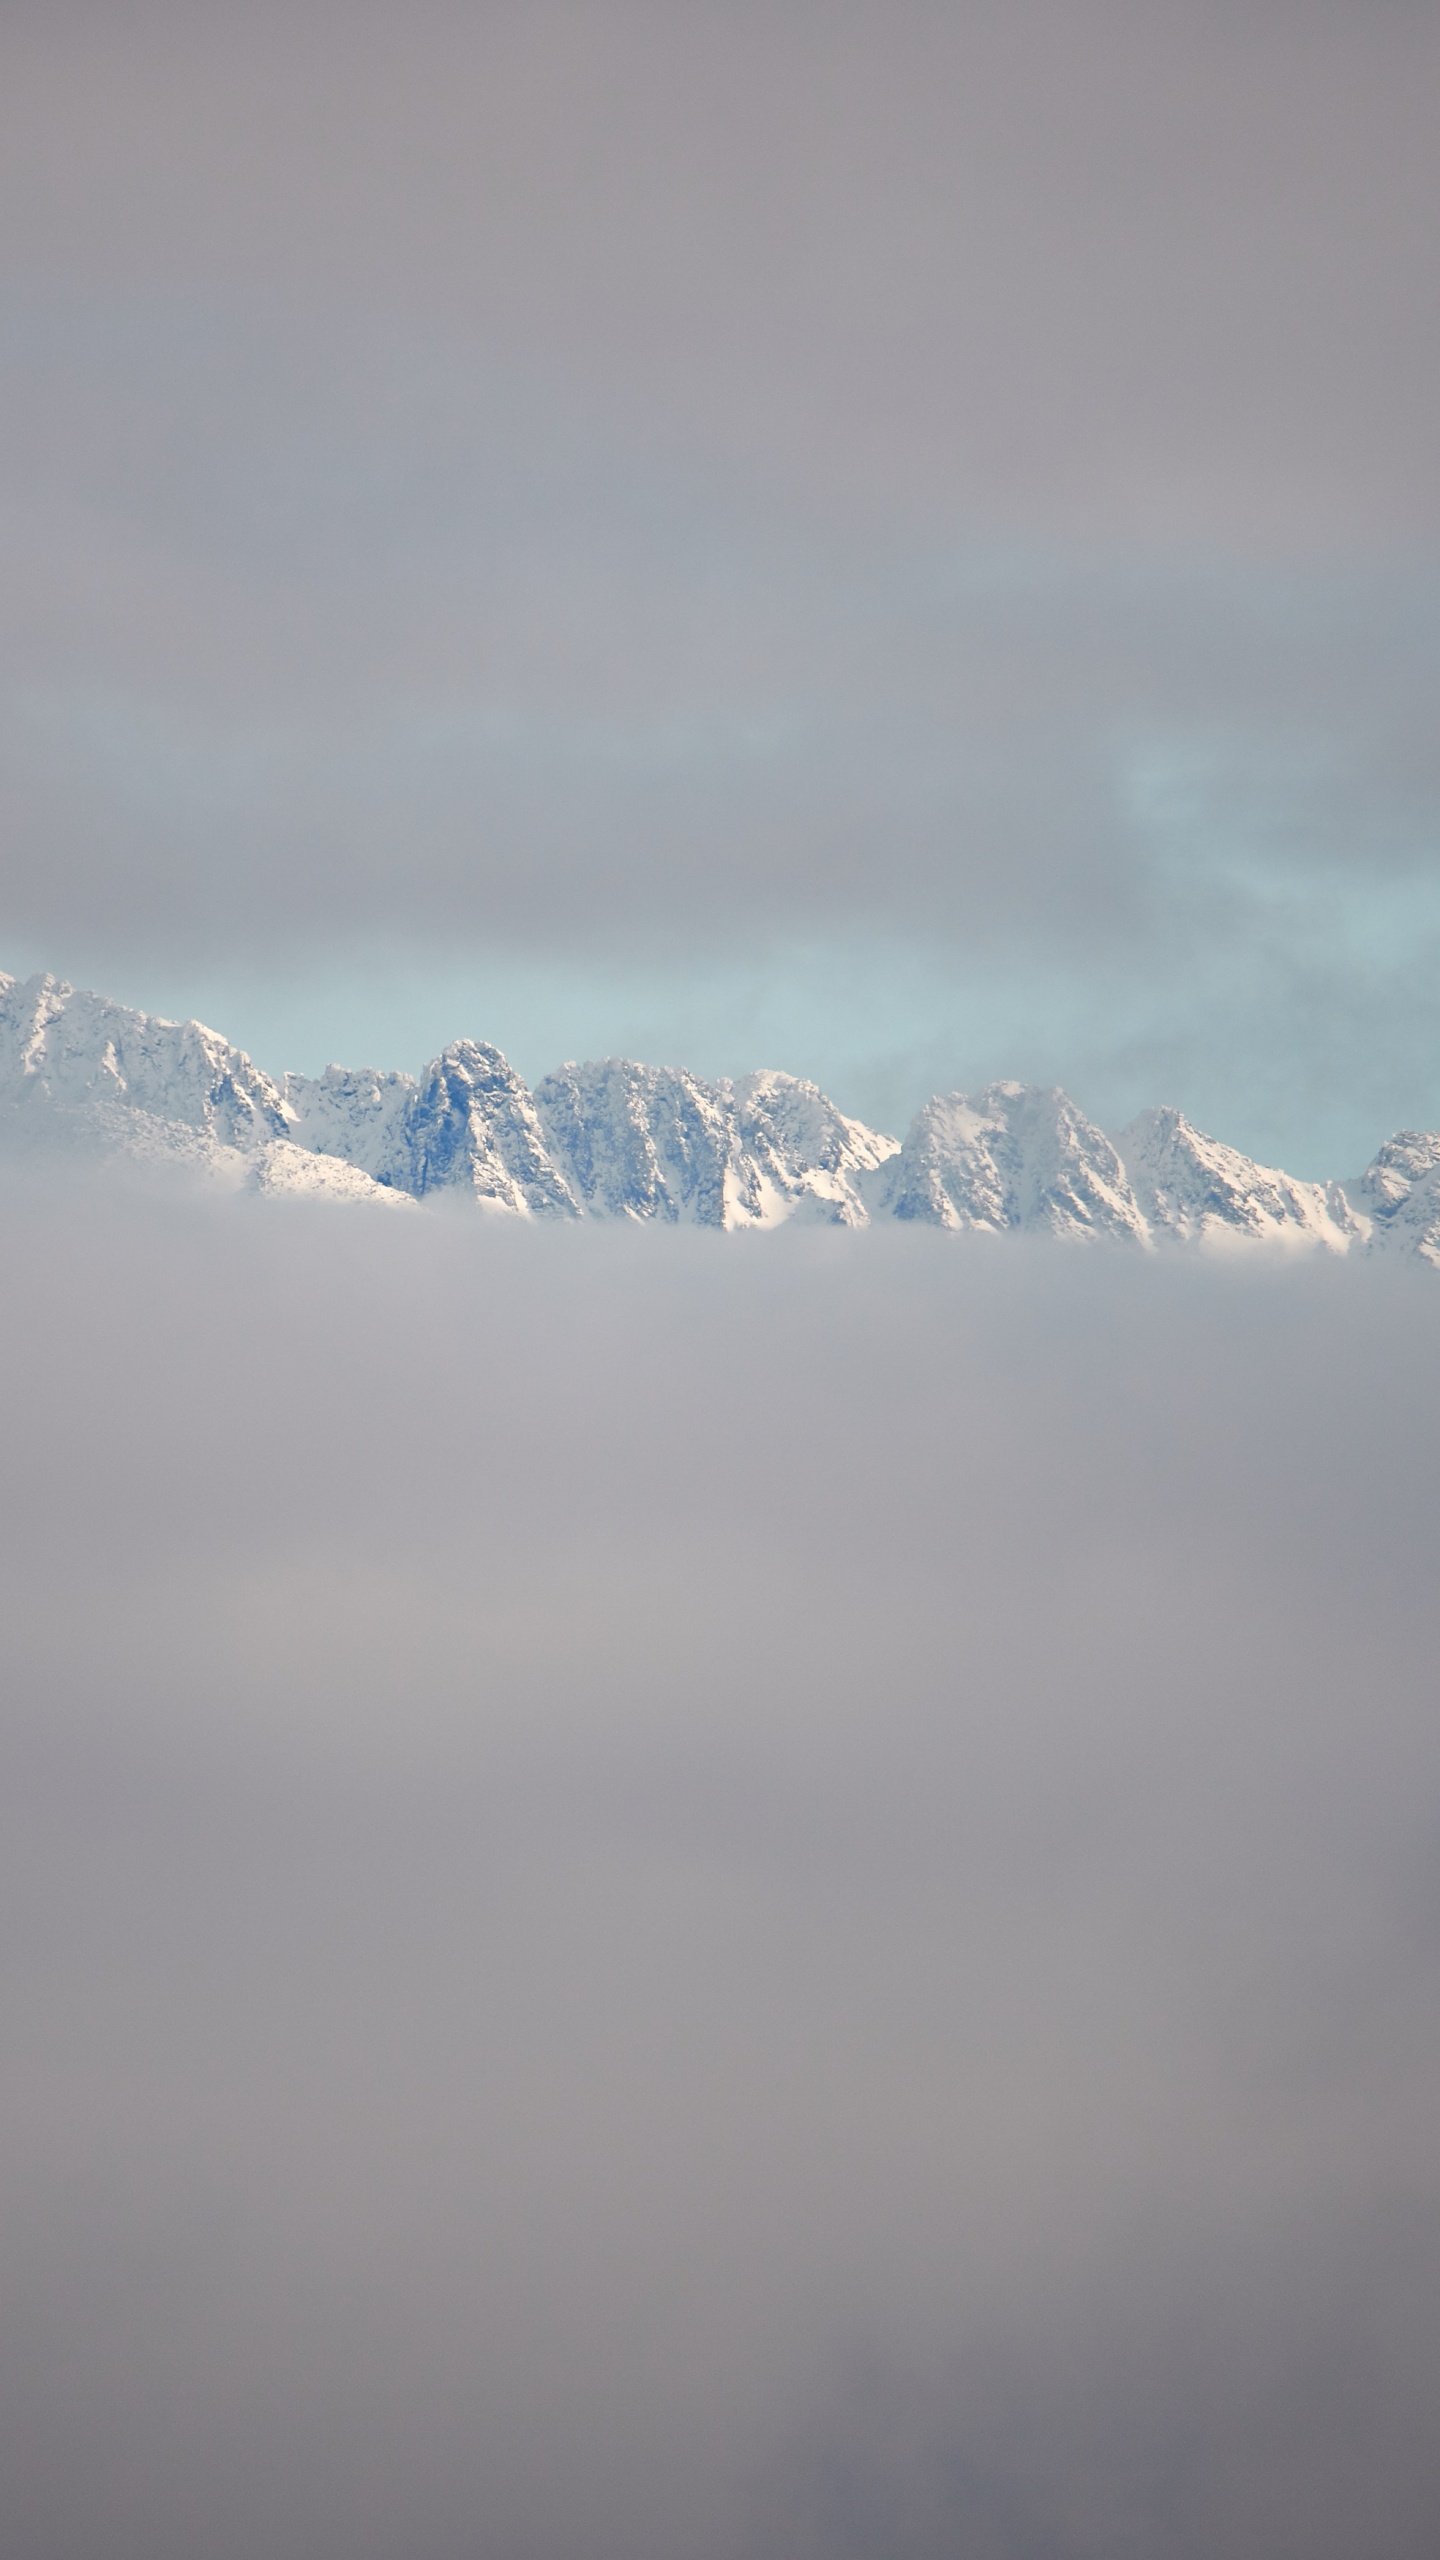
[884,1080,1148,1241]
[0,969,288,1161]
[1117,1105,1359,1254]
[402,1040,579,1215]
[533,1058,735,1224]
[529,1057,900,1227]
[729,1070,899,1226]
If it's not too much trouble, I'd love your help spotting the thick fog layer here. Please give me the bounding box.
[3,1185,1440,2557]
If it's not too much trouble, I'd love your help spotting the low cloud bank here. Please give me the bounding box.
[2,1188,1439,2557]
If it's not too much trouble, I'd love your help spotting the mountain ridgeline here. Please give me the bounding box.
[4,970,1439,1262]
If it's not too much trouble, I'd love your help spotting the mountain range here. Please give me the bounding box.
[4,967,1438,1263]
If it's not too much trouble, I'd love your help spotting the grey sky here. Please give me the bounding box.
[2,2,1439,1164]
[4,1192,1440,2555]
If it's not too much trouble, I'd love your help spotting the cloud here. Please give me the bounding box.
[3,1185,1439,2555]
[1,316,1436,963]
[2,3,1440,1172]
[5,1,1440,543]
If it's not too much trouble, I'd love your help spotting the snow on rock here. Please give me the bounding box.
[280,1062,421,1188]
[283,1042,578,1213]
[12,960,1440,1266]
[1117,1106,1359,1254]
[402,1042,579,1215]
[533,1059,899,1226]
[884,1081,1149,1241]
[1347,1131,1440,1266]
[0,973,425,1211]
[0,971,288,1170]
[534,1060,736,1224]
[730,1071,899,1227]
[247,1140,417,1206]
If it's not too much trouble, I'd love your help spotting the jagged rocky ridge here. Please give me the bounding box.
[3,967,1438,1263]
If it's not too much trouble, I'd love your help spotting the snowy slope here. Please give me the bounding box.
[882,1082,1149,1241]
[1117,1107,1359,1254]
[247,1140,416,1207]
